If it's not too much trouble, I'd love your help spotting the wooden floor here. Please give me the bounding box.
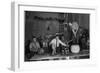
[26,50,89,61]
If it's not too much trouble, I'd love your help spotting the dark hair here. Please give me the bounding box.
[32,35,36,39]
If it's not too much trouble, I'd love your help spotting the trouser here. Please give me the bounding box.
[51,46,60,55]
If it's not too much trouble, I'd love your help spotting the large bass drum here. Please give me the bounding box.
[71,44,80,53]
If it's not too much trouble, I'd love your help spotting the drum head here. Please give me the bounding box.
[71,45,80,53]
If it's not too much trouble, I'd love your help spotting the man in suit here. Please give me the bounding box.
[68,22,82,44]
[68,21,89,51]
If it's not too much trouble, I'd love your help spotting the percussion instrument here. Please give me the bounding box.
[71,44,80,53]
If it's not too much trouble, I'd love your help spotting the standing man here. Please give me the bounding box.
[49,34,67,55]
[68,22,80,44]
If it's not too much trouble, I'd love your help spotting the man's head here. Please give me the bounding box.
[32,36,37,42]
[71,22,79,31]
[56,36,59,40]
[55,33,60,39]
[33,38,37,42]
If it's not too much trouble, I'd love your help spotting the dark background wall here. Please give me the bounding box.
[68,13,89,29]
[25,11,89,41]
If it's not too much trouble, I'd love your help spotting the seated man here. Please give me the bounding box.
[49,35,67,55]
[29,36,40,56]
